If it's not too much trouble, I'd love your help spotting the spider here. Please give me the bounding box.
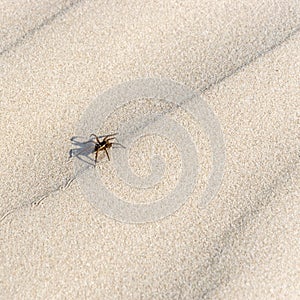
[90,133,125,164]
[71,133,125,165]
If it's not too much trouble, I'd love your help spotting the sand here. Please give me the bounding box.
[1,0,299,299]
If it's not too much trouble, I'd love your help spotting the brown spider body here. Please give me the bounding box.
[90,133,125,165]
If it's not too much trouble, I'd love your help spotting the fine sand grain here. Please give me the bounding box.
[1,1,299,299]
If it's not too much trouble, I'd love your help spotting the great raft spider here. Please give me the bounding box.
[74,133,125,166]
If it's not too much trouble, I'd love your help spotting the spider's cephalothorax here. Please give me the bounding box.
[90,133,125,165]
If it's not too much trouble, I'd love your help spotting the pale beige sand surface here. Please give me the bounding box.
[1,0,83,55]
[1,1,300,299]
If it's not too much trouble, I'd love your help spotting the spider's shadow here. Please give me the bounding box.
[69,133,126,166]
[69,134,124,166]
[69,135,96,166]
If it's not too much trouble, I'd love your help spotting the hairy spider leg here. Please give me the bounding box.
[104,148,110,161]
[104,132,119,138]
[90,133,124,164]
[94,147,101,165]
[90,133,119,144]
[103,136,125,148]
[105,137,125,147]
[103,138,117,144]
[91,132,118,140]
[102,133,119,141]
[111,142,126,148]
[94,142,112,164]
[90,134,101,144]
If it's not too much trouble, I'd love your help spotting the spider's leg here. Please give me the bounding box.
[105,138,117,144]
[111,142,126,148]
[106,132,118,137]
[103,133,118,141]
[90,134,101,144]
[95,148,100,166]
[105,137,119,142]
[104,148,110,161]
[90,134,97,139]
